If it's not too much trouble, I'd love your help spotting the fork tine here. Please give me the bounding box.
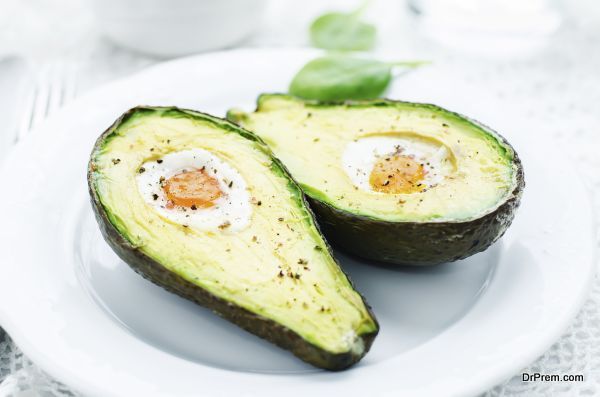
[61,62,78,105]
[29,64,52,131]
[15,78,36,141]
[47,62,64,117]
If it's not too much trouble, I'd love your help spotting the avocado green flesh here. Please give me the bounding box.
[229,94,517,222]
[89,107,377,360]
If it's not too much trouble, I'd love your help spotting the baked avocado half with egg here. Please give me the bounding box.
[227,94,524,266]
[88,106,378,370]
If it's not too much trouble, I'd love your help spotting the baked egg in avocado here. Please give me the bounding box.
[88,106,378,369]
[227,94,524,265]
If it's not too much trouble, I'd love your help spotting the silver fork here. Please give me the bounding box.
[1,57,77,354]
[16,60,78,140]
[1,59,79,395]
[0,59,77,340]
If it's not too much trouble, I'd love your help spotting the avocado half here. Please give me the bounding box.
[88,106,378,370]
[227,94,524,266]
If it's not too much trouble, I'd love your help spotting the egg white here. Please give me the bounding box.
[342,136,453,193]
[136,148,251,232]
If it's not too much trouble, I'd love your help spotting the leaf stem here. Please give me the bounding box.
[387,60,432,68]
[351,0,372,17]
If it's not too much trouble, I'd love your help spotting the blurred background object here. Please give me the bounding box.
[1,0,599,61]
[408,0,562,57]
[0,0,92,60]
[90,0,266,57]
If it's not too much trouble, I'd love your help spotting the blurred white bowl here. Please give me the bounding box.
[91,0,266,57]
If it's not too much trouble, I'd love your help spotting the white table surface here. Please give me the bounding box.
[0,0,599,396]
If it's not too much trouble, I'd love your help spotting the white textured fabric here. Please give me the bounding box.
[0,336,79,396]
[1,0,599,396]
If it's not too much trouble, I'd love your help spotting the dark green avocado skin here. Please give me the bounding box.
[88,107,378,371]
[228,95,525,266]
[309,172,523,266]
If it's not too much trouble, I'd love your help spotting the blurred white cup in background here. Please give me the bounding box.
[90,0,266,57]
[408,0,562,57]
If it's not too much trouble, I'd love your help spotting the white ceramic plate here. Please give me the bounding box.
[0,48,595,397]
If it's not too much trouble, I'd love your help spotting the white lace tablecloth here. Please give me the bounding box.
[1,1,599,396]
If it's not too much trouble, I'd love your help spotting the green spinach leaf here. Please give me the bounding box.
[289,55,426,101]
[310,3,376,51]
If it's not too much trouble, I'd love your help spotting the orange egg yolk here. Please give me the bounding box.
[163,168,222,208]
[369,154,425,194]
